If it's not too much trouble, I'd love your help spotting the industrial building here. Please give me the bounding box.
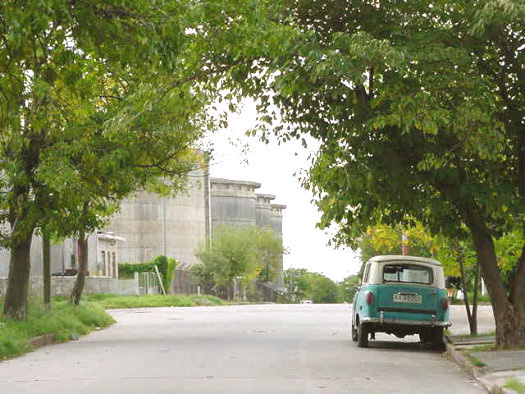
[0,169,285,294]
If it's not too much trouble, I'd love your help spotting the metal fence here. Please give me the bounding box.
[135,272,161,295]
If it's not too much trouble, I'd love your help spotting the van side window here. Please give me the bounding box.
[362,263,371,284]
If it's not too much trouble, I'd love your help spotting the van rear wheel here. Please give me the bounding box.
[419,329,431,343]
[357,322,369,348]
[432,327,444,350]
[351,322,358,342]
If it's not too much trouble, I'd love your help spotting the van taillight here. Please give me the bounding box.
[441,297,449,310]
[366,292,374,305]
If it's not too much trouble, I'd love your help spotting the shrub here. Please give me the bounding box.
[119,255,178,292]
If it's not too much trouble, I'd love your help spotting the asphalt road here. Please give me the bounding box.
[0,304,490,394]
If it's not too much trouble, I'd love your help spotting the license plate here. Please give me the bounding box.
[393,293,422,304]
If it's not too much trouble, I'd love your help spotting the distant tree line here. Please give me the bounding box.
[280,268,360,304]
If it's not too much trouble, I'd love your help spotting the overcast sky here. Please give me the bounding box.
[206,101,361,282]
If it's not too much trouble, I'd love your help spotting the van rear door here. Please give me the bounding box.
[376,263,439,321]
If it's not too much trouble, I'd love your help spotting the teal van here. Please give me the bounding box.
[351,255,451,348]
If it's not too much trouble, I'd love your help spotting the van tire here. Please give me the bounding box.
[357,322,369,348]
[432,327,444,350]
[419,329,431,343]
[351,321,358,342]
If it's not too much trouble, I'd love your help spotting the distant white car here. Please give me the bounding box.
[301,300,313,304]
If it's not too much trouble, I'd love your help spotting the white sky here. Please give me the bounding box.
[206,101,361,282]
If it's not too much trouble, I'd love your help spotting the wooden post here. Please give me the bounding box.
[154,265,166,295]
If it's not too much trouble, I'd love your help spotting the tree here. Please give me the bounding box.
[193,226,284,299]
[338,275,360,303]
[308,273,339,303]
[0,0,234,319]
[222,0,523,347]
[281,268,310,303]
[280,268,339,303]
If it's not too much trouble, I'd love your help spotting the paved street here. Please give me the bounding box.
[0,304,489,393]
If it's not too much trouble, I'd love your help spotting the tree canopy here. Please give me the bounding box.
[215,0,524,346]
[280,268,341,304]
[193,225,284,299]
[0,0,256,318]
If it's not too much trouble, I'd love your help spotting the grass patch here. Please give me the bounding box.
[0,293,223,360]
[448,331,495,341]
[89,294,225,309]
[504,378,525,393]
[451,294,491,305]
[0,300,114,360]
[470,344,496,352]
[467,354,487,368]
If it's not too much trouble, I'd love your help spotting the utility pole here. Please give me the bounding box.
[401,233,408,256]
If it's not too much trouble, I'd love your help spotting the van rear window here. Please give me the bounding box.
[382,264,433,284]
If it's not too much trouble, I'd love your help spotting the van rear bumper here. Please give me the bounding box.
[361,316,451,327]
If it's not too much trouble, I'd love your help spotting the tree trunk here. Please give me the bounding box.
[42,235,51,306]
[3,228,34,320]
[456,239,476,335]
[511,246,525,320]
[70,232,88,306]
[471,261,480,336]
[468,215,525,347]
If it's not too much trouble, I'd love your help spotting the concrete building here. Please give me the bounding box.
[210,178,261,234]
[209,179,286,293]
[0,172,285,294]
[270,204,286,238]
[270,203,286,276]
[105,170,210,266]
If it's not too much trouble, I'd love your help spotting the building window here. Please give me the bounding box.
[101,251,106,276]
[107,252,113,278]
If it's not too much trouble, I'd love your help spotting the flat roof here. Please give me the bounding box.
[368,255,443,266]
[256,193,276,200]
[210,178,261,188]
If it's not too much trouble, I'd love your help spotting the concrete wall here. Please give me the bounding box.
[256,194,276,230]
[0,276,139,297]
[1,235,79,278]
[270,204,286,274]
[0,247,8,278]
[104,169,209,266]
[270,204,286,239]
[210,178,261,235]
[0,169,209,282]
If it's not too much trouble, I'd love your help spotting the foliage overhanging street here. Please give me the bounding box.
[0,0,523,349]
[211,0,524,347]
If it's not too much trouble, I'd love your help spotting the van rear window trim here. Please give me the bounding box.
[382,263,433,285]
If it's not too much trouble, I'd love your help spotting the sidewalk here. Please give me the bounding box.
[445,335,525,393]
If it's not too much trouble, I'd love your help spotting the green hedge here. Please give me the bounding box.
[119,255,177,292]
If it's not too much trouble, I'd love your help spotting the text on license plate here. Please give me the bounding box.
[393,293,422,304]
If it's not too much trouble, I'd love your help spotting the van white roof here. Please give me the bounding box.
[368,255,443,267]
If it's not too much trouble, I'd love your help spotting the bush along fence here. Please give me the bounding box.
[119,255,177,293]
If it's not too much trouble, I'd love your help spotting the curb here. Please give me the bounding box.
[445,341,515,394]
[29,334,57,348]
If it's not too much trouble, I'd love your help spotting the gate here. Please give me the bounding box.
[135,272,161,295]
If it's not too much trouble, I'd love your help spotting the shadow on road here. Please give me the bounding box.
[365,339,443,353]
